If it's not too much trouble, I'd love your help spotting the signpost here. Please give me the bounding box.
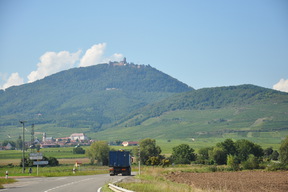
[33,161,48,165]
[30,152,45,175]
[29,153,43,160]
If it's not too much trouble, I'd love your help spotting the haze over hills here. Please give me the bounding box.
[0,61,287,145]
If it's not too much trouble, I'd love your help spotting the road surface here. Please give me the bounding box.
[1,174,131,192]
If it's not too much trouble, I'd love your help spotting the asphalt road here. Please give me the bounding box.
[1,174,130,192]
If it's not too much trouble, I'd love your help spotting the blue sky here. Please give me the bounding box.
[0,0,288,91]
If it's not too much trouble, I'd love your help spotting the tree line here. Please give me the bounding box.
[85,137,288,170]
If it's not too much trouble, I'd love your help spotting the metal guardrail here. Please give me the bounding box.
[108,183,134,192]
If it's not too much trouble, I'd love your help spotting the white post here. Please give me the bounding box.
[138,160,141,175]
[37,165,39,176]
[138,145,141,175]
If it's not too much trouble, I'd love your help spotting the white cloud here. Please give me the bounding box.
[1,72,24,90]
[27,50,81,83]
[79,43,124,67]
[80,43,107,67]
[1,43,123,89]
[273,78,288,93]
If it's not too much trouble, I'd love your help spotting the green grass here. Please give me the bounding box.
[117,165,212,192]
[0,147,87,160]
[0,178,16,189]
[0,165,108,177]
[94,104,287,150]
[1,103,287,154]
[0,150,23,159]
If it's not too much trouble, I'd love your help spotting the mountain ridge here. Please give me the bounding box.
[0,63,193,140]
[96,84,288,141]
[0,63,287,144]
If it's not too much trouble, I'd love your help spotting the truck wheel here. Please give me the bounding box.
[128,168,131,176]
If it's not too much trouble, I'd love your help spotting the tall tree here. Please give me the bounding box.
[279,136,288,164]
[170,144,196,164]
[138,138,161,164]
[217,139,236,155]
[235,139,263,162]
[86,141,110,165]
[209,147,227,165]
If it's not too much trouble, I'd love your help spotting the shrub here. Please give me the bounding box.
[227,155,240,171]
[209,147,227,165]
[48,157,59,166]
[170,144,196,164]
[266,162,288,171]
[271,150,279,160]
[242,154,259,170]
[279,136,288,164]
[73,147,85,154]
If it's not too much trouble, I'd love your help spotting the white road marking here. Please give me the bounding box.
[44,177,94,192]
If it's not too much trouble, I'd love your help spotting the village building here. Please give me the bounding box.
[5,143,13,150]
[69,133,88,141]
[55,137,70,142]
[122,141,139,147]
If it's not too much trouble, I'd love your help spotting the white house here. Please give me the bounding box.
[70,133,88,141]
[122,141,139,147]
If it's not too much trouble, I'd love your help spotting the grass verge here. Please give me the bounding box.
[117,166,206,192]
[0,178,17,189]
[0,165,108,177]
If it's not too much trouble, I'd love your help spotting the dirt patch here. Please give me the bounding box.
[166,171,288,192]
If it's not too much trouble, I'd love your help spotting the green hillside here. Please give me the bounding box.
[1,63,287,148]
[0,63,192,141]
[95,85,288,146]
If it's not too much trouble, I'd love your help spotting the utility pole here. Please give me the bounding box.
[138,144,141,175]
[20,121,26,173]
[30,124,35,152]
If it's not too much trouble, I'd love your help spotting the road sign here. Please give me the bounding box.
[30,153,43,160]
[33,161,48,165]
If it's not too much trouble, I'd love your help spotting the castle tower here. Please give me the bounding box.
[123,57,127,64]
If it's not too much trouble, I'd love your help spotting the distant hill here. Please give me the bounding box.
[1,63,288,145]
[0,63,193,140]
[95,85,288,142]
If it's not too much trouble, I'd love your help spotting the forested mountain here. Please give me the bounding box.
[116,84,288,127]
[0,63,192,139]
[1,62,287,143]
[97,85,288,141]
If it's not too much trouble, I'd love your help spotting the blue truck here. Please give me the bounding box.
[109,150,132,176]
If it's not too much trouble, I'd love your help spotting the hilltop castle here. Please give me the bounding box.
[108,57,147,69]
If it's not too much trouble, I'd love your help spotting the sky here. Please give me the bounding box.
[0,0,288,92]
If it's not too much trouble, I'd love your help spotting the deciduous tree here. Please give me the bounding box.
[209,147,227,165]
[170,144,196,164]
[86,141,110,165]
[137,138,161,164]
[235,139,263,162]
[279,136,288,164]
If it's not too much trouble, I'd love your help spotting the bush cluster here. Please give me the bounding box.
[132,136,288,171]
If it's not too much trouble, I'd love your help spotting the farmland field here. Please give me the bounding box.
[166,170,288,192]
